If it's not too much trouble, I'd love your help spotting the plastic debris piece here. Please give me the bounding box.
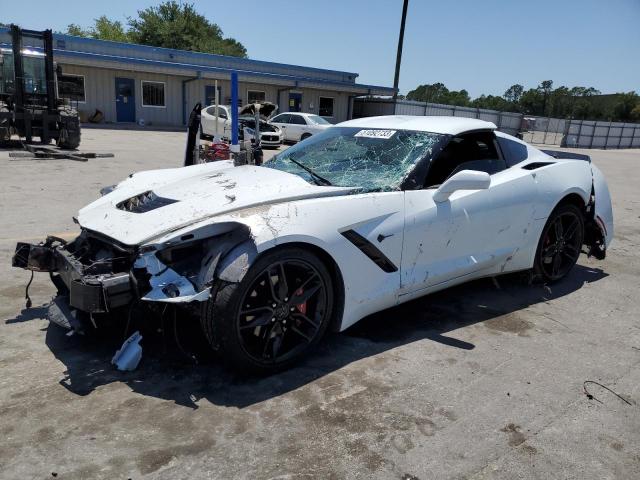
[111,331,143,371]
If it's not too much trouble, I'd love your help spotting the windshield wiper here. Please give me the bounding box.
[285,157,332,186]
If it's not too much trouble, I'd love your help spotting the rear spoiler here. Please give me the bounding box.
[541,149,590,163]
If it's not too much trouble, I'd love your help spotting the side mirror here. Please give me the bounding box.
[433,170,490,203]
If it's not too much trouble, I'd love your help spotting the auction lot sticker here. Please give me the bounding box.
[354,129,397,139]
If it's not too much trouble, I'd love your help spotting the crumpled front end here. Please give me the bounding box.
[12,223,256,332]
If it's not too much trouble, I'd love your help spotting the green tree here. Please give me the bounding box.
[91,16,130,42]
[66,17,130,42]
[503,84,524,104]
[63,1,247,57]
[612,92,640,121]
[128,1,246,57]
[538,80,553,116]
[65,24,88,36]
[406,82,470,106]
[472,95,511,111]
[404,80,639,121]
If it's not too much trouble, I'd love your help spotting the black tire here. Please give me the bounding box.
[533,203,584,282]
[57,108,81,150]
[300,133,312,141]
[0,104,11,147]
[201,247,335,374]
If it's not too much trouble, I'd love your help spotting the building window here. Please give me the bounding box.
[142,81,165,107]
[205,85,222,106]
[319,97,334,117]
[57,74,85,102]
[247,90,265,104]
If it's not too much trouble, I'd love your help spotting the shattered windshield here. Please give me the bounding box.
[267,126,444,191]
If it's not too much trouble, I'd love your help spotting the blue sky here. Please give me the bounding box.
[1,0,638,97]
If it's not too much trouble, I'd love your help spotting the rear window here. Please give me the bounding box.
[497,136,528,167]
[289,115,306,125]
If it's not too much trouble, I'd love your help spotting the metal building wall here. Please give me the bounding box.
[61,64,354,126]
[61,64,184,125]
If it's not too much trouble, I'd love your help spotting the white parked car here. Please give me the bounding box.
[200,104,283,148]
[13,116,613,373]
[269,112,332,142]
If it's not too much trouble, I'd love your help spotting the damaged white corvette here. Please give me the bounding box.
[12,116,613,372]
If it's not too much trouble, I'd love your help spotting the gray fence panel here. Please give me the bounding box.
[353,98,523,136]
[353,98,640,148]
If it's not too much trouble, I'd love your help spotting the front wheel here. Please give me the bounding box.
[201,247,335,373]
[533,203,584,282]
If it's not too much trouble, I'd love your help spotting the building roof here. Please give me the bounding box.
[0,27,395,96]
[339,116,497,135]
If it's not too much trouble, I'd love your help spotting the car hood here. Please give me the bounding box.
[78,161,353,246]
[240,102,278,119]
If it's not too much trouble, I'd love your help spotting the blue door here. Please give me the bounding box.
[288,92,302,112]
[115,77,135,122]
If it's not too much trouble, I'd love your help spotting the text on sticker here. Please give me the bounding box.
[354,129,397,139]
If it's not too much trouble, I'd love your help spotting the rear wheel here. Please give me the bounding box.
[0,104,11,147]
[534,203,584,282]
[300,133,312,141]
[201,247,335,373]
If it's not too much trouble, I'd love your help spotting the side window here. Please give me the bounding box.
[497,136,528,167]
[424,132,506,188]
[205,106,217,116]
[217,107,228,119]
[289,115,306,125]
[272,114,289,124]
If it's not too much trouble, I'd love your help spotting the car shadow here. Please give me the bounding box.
[41,264,608,409]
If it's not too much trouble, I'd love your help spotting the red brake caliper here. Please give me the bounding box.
[294,287,307,315]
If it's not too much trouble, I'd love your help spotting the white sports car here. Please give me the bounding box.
[12,116,613,373]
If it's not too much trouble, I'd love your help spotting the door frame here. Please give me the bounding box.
[288,91,302,112]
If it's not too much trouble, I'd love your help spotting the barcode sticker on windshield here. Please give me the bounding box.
[354,129,396,139]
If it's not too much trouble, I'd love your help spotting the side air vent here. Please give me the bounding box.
[116,191,178,213]
[522,162,555,171]
[340,229,398,273]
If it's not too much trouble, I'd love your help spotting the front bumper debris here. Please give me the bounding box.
[13,238,133,313]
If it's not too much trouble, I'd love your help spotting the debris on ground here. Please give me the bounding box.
[583,380,632,406]
[111,331,143,371]
[8,144,114,162]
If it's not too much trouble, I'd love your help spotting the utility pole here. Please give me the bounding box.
[392,0,409,112]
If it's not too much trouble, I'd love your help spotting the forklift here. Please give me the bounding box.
[0,25,80,149]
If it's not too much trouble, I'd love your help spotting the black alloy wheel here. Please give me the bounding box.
[202,248,335,373]
[237,259,329,363]
[535,203,584,282]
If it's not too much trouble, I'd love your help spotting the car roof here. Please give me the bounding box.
[338,115,497,135]
[278,112,316,117]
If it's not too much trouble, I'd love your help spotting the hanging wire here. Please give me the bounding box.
[24,271,34,308]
